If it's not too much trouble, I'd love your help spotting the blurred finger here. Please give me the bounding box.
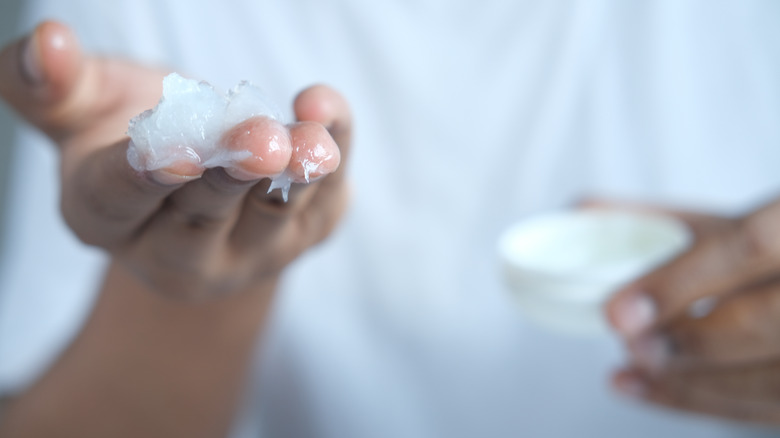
[578,198,732,239]
[0,21,92,139]
[613,365,780,425]
[606,201,780,338]
[291,86,351,249]
[293,84,352,163]
[286,86,352,252]
[1,21,164,147]
[61,138,183,248]
[628,284,780,370]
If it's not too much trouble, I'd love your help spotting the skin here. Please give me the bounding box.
[600,199,780,426]
[0,21,351,437]
[221,116,293,179]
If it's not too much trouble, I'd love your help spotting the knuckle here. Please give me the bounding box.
[245,182,295,215]
[731,298,765,333]
[667,315,735,363]
[667,326,706,359]
[72,175,138,224]
[646,269,696,319]
[61,202,113,248]
[182,213,225,231]
[201,167,254,194]
[299,197,348,248]
[162,201,230,231]
[247,193,290,215]
[736,215,780,264]
[136,255,243,298]
[671,292,780,365]
[741,292,780,345]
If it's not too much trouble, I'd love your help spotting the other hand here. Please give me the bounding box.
[601,198,780,425]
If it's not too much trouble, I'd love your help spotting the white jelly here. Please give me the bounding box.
[127,73,305,199]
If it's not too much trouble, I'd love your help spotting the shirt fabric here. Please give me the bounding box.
[1,1,780,437]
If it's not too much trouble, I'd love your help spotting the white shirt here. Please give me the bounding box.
[2,1,780,437]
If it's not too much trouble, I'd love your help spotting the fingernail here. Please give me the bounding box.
[629,334,670,373]
[224,166,263,182]
[148,161,204,185]
[613,371,647,398]
[149,170,200,186]
[20,32,44,86]
[147,152,205,185]
[612,291,656,338]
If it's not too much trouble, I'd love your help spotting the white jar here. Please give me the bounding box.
[497,210,691,336]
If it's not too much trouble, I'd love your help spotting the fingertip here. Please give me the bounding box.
[627,334,672,374]
[288,121,341,183]
[604,287,630,330]
[0,20,83,110]
[34,20,83,99]
[612,368,648,399]
[19,30,43,86]
[149,161,204,186]
[606,287,657,339]
[221,116,292,178]
[293,84,351,128]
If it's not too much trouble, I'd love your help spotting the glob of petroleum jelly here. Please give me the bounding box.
[127,73,324,201]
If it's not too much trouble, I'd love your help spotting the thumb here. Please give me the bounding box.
[0,20,86,138]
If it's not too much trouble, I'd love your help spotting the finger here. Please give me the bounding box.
[288,87,351,250]
[286,121,341,183]
[606,201,780,338]
[0,22,187,249]
[628,284,780,371]
[0,21,160,145]
[220,116,292,181]
[0,20,82,104]
[0,21,92,138]
[293,84,352,183]
[61,139,186,248]
[577,198,732,239]
[613,366,780,425]
[230,85,351,257]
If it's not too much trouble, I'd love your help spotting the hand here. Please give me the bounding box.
[0,21,351,299]
[602,199,780,424]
